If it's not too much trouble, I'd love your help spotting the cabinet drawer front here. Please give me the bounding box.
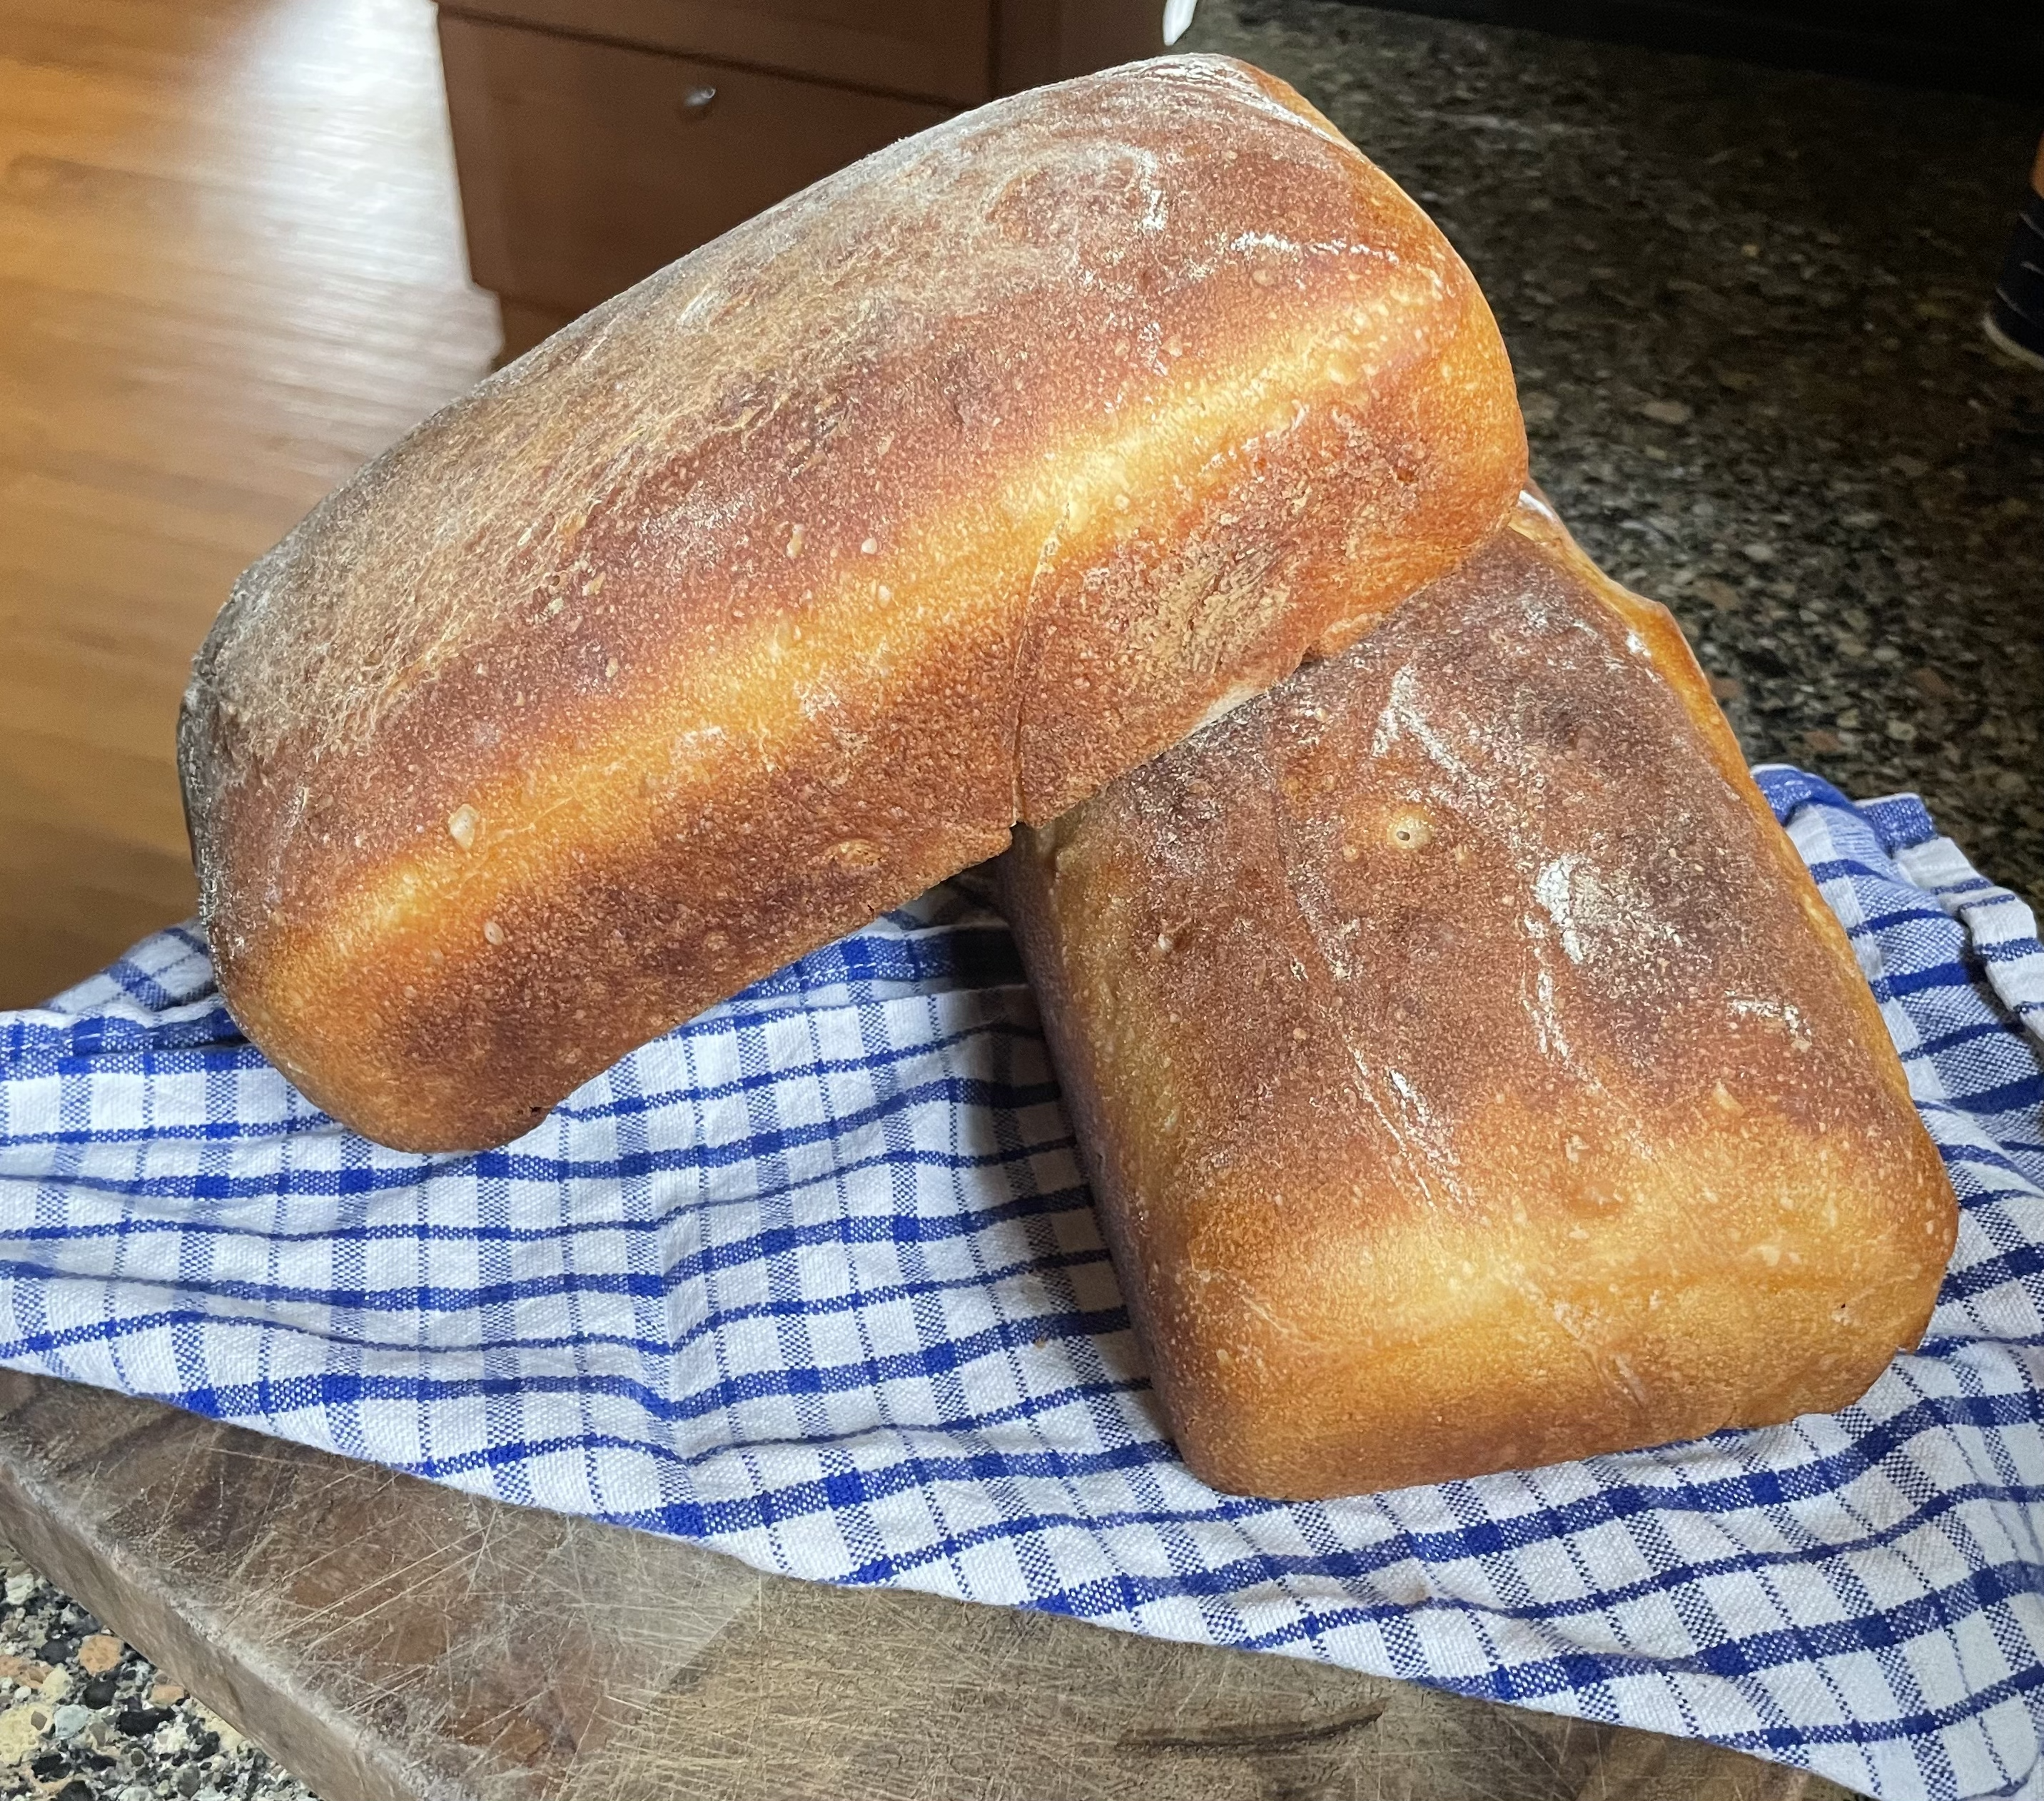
[442,16,951,320]
[441,1,992,107]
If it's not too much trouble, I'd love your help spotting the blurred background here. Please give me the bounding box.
[1,0,2040,1013]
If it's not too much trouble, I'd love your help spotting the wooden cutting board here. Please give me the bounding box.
[0,1371,1861,1801]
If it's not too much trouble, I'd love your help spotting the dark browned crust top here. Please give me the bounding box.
[1001,505,1957,1499]
[180,54,1524,1150]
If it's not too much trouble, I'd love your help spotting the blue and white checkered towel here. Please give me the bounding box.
[3,767,2042,1800]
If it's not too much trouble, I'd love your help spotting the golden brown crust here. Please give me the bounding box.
[180,55,1525,1151]
[999,501,1958,1501]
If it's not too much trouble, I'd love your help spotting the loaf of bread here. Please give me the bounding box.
[178,54,1525,1152]
[1000,495,1958,1500]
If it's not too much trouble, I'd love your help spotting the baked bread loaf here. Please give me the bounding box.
[179,54,1525,1152]
[999,496,1958,1500]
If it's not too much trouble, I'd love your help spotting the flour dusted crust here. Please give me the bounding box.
[1001,499,1958,1500]
[179,55,1524,1152]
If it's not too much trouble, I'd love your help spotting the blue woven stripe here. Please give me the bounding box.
[4,770,2043,1801]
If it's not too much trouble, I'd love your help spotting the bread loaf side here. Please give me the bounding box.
[1000,499,1958,1500]
[181,55,1525,1150]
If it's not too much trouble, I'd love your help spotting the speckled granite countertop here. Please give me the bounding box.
[1185,0,2044,905]
[4,13,2040,1801]
[1,1542,300,1801]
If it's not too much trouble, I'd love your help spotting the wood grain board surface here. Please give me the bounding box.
[0,0,497,1008]
[0,1371,1858,1801]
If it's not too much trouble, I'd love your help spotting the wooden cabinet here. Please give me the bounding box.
[997,0,1184,93]
[442,0,996,105]
[437,0,1182,357]
[439,19,951,322]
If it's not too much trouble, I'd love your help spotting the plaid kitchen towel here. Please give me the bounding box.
[2,766,2042,1801]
